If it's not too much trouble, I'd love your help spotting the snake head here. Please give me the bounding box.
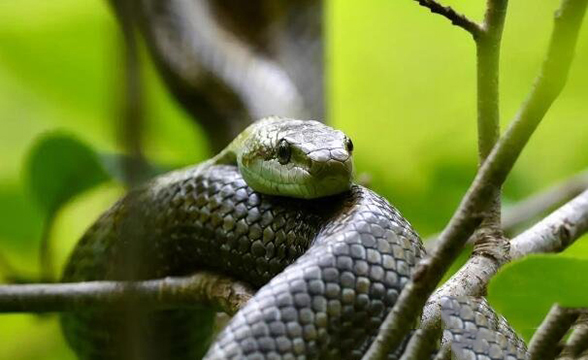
[237,116,354,199]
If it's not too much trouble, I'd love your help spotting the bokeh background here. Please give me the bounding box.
[0,0,587,358]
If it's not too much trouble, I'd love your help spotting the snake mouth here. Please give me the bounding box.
[239,157,353,199]
[306,156,354,197]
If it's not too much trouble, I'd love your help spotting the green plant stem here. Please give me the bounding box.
[476,0,509,228]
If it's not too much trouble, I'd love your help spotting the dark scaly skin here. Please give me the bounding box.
[61,164,527,359]
[440,296,528,360]
[204,174,426,359]
[61,164,425,359]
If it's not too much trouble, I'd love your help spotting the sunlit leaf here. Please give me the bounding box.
[25,133,109,216]
[562,234,588,259]
[488,255,588,340]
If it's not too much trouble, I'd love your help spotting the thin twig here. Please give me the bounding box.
[422,189,588,329]
[0,272,254,315]
[413,0,483,38]
[528,305,579,360]
[363,1,587,358]
[503,170,588,233]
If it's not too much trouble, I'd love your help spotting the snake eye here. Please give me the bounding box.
[277,139,291,165]
[345,137,354,153]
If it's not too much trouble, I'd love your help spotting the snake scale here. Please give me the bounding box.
[60,118,527,359]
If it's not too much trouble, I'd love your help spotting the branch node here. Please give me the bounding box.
[471,227,510,265]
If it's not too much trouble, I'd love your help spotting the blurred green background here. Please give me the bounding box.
[0,0,586,358]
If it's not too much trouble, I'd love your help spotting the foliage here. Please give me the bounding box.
[489,254,588,341]
[26,134,109,217]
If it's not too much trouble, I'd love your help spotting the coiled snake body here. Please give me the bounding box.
[61,118,526,359]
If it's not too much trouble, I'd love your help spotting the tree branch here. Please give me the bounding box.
[474,0,509,229]
[0,272,254,316]
[413,0,483,38]
[510,189,588,259]
[422,189,588,329]
[503,170,588,233]
[528,305,579,360]
[363,1,587,357]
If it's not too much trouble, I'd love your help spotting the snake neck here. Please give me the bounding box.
[207,121,259,168]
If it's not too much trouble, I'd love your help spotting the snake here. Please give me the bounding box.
[60,117,528,359]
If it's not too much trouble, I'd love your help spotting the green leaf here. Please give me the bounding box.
[0,184,43,252]
[562,234,588,259]
[488,255,588,341]
[25,133,110,216]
